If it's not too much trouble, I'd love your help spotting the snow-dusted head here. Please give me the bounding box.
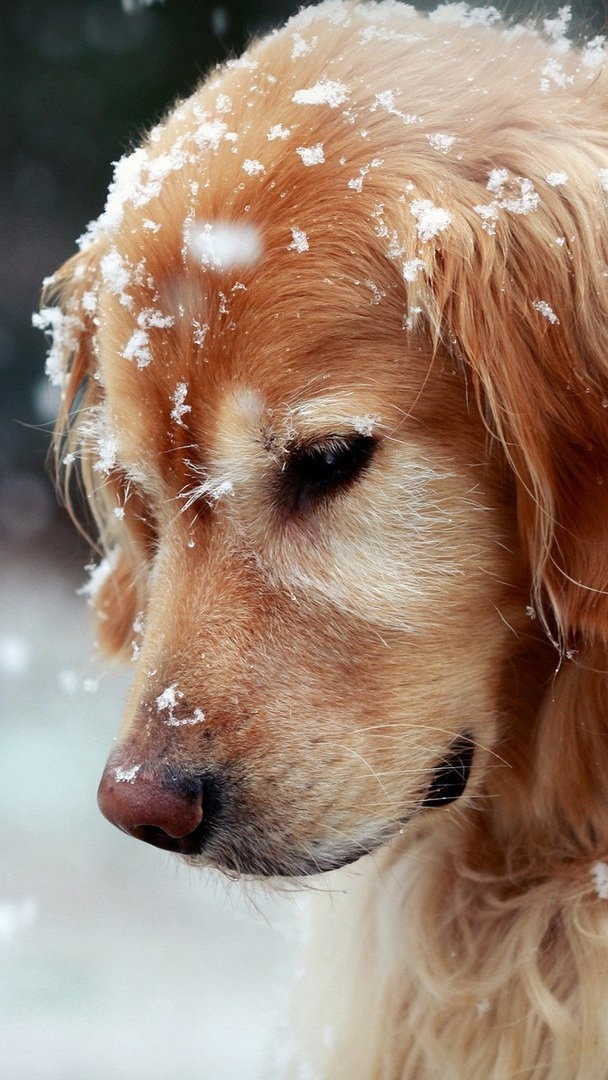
[39,1,608,879]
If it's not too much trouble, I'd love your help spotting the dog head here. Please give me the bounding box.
[40,2,608,876]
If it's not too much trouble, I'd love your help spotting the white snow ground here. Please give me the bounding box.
[0,540,300,1080]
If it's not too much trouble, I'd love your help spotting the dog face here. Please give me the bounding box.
[42,2,608,876]
[91,169,521,876]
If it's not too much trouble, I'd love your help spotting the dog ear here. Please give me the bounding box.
[39,246,144,658]
[84,543,143,659]
[420,152,608,646]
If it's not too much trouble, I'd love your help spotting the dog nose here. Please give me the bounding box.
[97,761,206,855]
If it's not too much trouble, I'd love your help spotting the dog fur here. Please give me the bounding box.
[40,2,608,1076]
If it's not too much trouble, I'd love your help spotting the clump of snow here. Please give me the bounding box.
[140,307,174,330]
[291,32,318,59]
[156,684,183,713]
[474,170,539,233]
[80,140,192,248]
[371,202,407,261]
[79,115,250,246]
[410,199,452,242]
[297,1,352,29]
[426,133,456,154]
[180,464,235,511]
[215,93,232,114]
[487,169,539,212]
[591,861,608,899]
[288,227,309,253]
[187,220,263,272]
[363,279,385,305]
[242,159,265,177]
[429,3,501,27]
[100,248,133,309]
[582,35,606,70]
[123,328,152,368]
[131,611,145,662]
[78,147,147,246]
[165,708,206,728]
[403,306,423,331]
[599,168,608,193]
[192,319,209,348]
[193,118,230,151]
[85,411,119,475]
[171,383,192,426]
[359,22,423,45]
[114,764,141,784]
[347,158,384,193]
[94,439,118,477]
[371,90,420,126]
[540,57,573,92]
[79,548,120,601]
[267,124,291,141]
[81,290,97,315]
[155,685,189,725]
[542,5,571,45]
[546,171,568,186]
[403,258,426,282]
[33,306,84,390]
[296,144,325,167]
[532,298,559,324]
[123,306,174,368]
[204,479,234,503]
[292,79,350,108]
[353,414,380,436]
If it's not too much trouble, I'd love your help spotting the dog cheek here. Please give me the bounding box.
[272,475,515,640]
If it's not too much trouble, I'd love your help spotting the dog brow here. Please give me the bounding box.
[286,396,382,440]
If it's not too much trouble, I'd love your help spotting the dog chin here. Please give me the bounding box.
[182,734,476,879]
[184,827,395,880]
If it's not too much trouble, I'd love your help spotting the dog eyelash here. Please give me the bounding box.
[280,433,377,513]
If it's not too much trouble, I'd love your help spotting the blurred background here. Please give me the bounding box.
[1,0,607,1077]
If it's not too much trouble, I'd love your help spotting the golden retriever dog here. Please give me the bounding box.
[38,1,608,1076]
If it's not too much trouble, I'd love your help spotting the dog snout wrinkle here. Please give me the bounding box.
[97,762,209,855]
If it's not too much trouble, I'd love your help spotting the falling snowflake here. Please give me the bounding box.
[187,220,263,272]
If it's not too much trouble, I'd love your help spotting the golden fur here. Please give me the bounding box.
[40,2,608,1076]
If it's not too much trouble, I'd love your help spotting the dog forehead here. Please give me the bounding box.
[94,181,417,459]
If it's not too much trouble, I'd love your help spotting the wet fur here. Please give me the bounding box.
[42,3,608,1077]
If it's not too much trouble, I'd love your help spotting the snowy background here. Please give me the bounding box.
[0,533,300,1079]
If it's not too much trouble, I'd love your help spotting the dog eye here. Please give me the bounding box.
[282,434,377,512]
